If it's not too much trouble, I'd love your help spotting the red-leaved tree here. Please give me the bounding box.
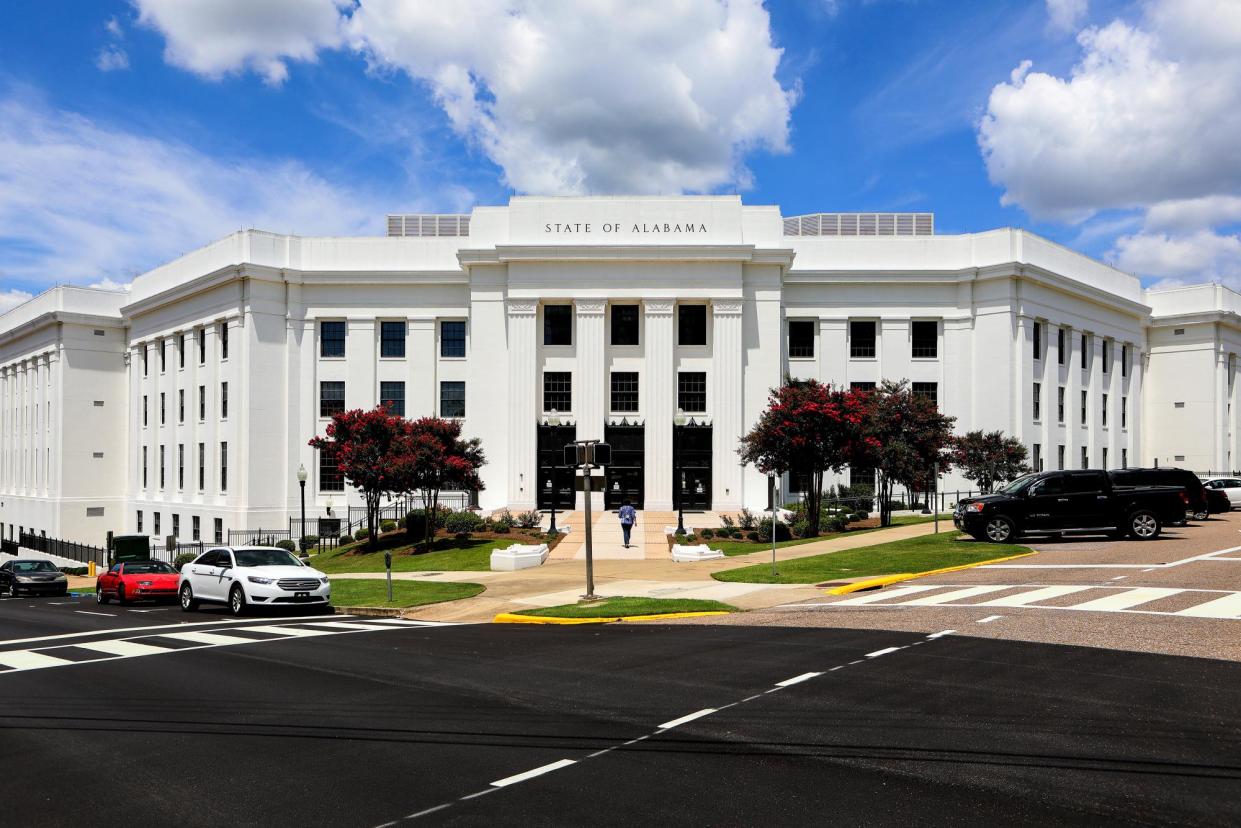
[405,417,486,550]
[951,430,1030,494]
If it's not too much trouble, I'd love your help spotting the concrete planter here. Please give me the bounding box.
[671,544,725,563]
[490,543,550,571]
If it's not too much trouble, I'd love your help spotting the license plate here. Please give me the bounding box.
[295,591,309,598]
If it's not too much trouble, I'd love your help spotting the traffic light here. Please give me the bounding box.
[592,442,611,466]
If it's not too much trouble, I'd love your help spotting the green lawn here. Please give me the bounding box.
[712,530,1029,584]
[312,536,515,573]
[513,596,737,618]
[329,579,484,609]
[707,513,956,557]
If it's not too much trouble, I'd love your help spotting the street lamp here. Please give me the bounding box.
[296,463,309,559]
[547,410,560,534]
[674,409,687,535]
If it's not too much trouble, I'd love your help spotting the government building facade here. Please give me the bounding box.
[2,196,1239,545]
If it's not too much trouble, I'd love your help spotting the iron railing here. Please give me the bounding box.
[18,533,108,566]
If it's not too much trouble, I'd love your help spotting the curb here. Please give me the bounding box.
[333,605,408,618]
[492,610,731,625]
[825,550,1037,595]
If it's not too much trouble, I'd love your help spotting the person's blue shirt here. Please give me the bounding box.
[618,505,637,525]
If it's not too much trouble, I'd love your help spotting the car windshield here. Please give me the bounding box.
[999,475,1038,495]
[233,548,302,568]
[13,561,59,573]
[125,562,177,574]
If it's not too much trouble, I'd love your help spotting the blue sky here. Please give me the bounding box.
[1,0,1238,310]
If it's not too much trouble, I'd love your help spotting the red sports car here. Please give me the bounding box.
[96,560,181,605]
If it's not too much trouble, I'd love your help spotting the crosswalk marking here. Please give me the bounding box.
[832,585,939,605]
[1174,592,1241,619]
[0,650,73,670]
[161,630,266,646]
[303,621,393,631]
[1068,588,1184,612]
[977,585,1095,607]
[75,640,171,657]
[241,625,334,638]
[902,585,1012,605]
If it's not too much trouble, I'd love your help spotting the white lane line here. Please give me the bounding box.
[831,585,939,605]
[0,650,74,670]
[775,672,822,687]
[74,610,116,617]
[405,804,452,819]
[303,621,397,631]
[240,625,334,638]
[865,647,902,658]
[927,629,956,638]
[74,639,171,657]
[976,615,1003,624]
[1068,588,1184,612]
[490,759,576,788]
[829,665,844,671]
[1175,592,1241,619]
[901,585,1011,605]
[0,614,355,648]
[160,630,266,646]
[1110,576,1128,581]
[659,708,717,730]
[1142,568,1157,572]
[977,585,1095,607]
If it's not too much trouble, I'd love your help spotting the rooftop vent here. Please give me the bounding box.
[386,214,471,237]
[783,213,934,237]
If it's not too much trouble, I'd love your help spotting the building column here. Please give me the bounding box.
[506,299,539,510]
[644,299,675,511]
[712,300,744,511]
[574,300,607,510]
[1216,347,1229,471]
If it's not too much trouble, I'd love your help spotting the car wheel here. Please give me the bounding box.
[228,585,248,617]
[179,583,199,612]
[983,516,1015,543]
[1129,510,1161,540]
[96,586,109,605]
[1193,510,1208,521]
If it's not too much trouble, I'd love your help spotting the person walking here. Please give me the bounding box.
[618,499,637,548]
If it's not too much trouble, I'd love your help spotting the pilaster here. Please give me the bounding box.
[506,299,539,510]
[711,299,744,511]
[644,299,675,510]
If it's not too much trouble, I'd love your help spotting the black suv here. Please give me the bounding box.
[1109,468,1207,521]
[954,470,1186,543]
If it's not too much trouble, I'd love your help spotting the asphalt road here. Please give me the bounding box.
[2,610,1238,827]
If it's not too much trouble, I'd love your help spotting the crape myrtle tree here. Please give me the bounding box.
[852,380,957,527]
[405,417,486,551]
[738,379,870,537]
[308,407,417,552]
[951,430,1030,494]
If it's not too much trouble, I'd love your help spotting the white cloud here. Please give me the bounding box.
[0,92,410,286]
[0,289,34,315]
[105,16,124,39]
[97,45,130,72]
[1046,0,1087,33]
[1112,230,1241,282]
[132,0,797,195]
[1143,196,1241,234]
[133,0,349,86]
[87,278,133,292]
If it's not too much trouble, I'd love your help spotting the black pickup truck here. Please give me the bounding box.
[954,469,1187,543]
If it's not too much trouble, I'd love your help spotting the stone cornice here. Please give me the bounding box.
[711,299,744,315]
[458,244,795,267]
[574,299,607,315]
[643,299,675,316]
[506,298,539,316]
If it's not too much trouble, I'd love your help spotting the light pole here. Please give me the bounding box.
[296,463,308,559]
[547,410,559,534]
[674,409,687,535]
[769,470,779,578]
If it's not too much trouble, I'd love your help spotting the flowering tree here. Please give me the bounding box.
[404,417,486,550]
[951,430,1030,494]
[738,379,869,536]
[308,408,415,551]
[851,380,957,527]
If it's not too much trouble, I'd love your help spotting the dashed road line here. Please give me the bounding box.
[490,759,577,788]
[976,615,1003,624]
[775,671,822,687]
[865,647,902,658]
[74,610,116,617]
[659,708,717,729]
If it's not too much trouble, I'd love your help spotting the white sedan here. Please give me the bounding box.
[178,546,331,616]
[1201,477,1241,509]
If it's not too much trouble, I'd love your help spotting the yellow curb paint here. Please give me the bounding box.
[825,550,1037,596]
[493,610,731,625]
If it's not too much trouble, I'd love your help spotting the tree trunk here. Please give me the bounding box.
[809,470,823,536]
[367,491,379,552]
[878,472,891,527]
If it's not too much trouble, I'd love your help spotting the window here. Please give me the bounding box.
[544,305,573,346]
[1033,322,1042,359]
[1033,443,1042,471]
[220,442,228,492]
[611,372,639,412]
[1122,448,1128,468]
[1102,393,1109,427]
[178,444,184,490]
[441,321,466,357]
[197,328,205,364]
[172,514,180,539]
[214,518,223,544]
[678,372,706,413]
[178,389,185,423]
[1081,390,1087,425]
[678,305,707,346]
[380,381,406,417]
[198,386,205,421]
[1121,396,1128,428]
[219,322,229,359]
[1102,340,1110,373]
[1081,333,1088,371]
[849,465,874,487]
[142,395,148,427]
[912,382,938,405]
[788,320,815,358]
[440,381,466,418]
[192,516,200,541]
[159,444,165,489]
[611,305,639,346]
[159,339,166,373]
[153,512,160,536]
[1102,447,1109,469]
[1058,328,1066,365]
[160,392,166,425]
[142,346,148,376]
[1122,345,1129,377]
[320,321,346,358]
[850,320,876,358]
[319,443,344,492]
[1033,382,1041,421]
[1081,445,1089,469]
[320,381,345,417]
[142,446,148,489]
[1058,387,1066,423]
[543,372,572,413]
[198,442,205,490]
[911,321,937,358]
[380,321,406,358]
[850,381,876,391]
[221,382,228,419]
[178,333,186,369]
[1057,445,1065,470]
[136,511,143,534]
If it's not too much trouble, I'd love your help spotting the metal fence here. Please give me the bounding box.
[344,491,475,535]
[226,529,292,547]
[18,533,108,566]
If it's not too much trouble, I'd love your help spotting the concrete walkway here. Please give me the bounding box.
[329,520,944,622]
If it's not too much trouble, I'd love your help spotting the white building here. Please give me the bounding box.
[0,195,1233,545]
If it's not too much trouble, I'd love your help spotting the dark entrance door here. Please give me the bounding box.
[673,424,712,510]
[537,425,576,510]
[604,425,644,509]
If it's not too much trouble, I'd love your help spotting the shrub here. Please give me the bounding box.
[339,533,353,545]
[738,508,759,530]
[515,509,541,529]
[546,529,559,541]
[173,552,197,569]
[746,530,761,542]
[887,500,907,511]
[685,533,697,543]
[492,522,510,534]
[854,510,869,521]
[791,520,811,539]
[720,514,736,529]
[731,528,744,539]
[824,517,847,533]
[299,535,319,553]
[699,528,714,539]
[354,527,371,541]
[444,510,485,535]
[757,518,793,542]
[492,508,515,530]
[275,539,297,552]
[380,519,397,533]
[404,509,437,540]
[60,566,89,576]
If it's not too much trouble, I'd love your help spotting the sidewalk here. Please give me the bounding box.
[331,520,944,622]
